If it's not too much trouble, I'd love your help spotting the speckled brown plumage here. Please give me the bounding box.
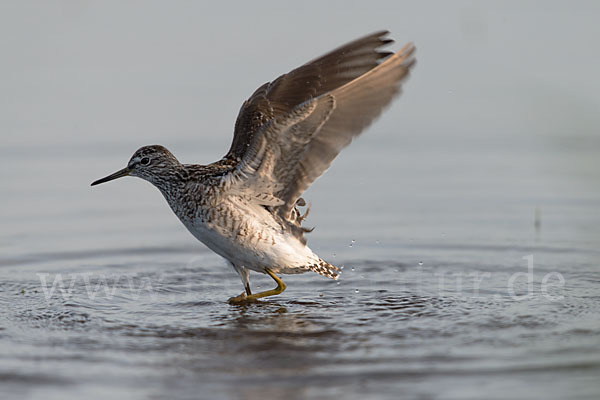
[91,31,416,300]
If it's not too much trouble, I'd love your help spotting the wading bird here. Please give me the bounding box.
[92,31,416,304]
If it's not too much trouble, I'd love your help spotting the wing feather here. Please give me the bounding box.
[276,43,416,217]
[221,32,416,239]
[226,31,394,161]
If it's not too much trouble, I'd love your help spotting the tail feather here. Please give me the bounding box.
[308,259,340,280]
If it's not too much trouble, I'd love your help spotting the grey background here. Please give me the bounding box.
[1,2,599,399]
[1,0,598,256]
[1,1,598,147]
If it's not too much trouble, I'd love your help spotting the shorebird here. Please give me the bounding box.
[91,31,415,304]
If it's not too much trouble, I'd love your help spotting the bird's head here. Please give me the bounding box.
[91,145,181,187]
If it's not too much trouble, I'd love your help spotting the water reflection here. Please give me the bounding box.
[2,246,600,399]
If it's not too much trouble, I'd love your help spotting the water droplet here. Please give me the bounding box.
[351,266,355,271]
[418,261,423,266]
[354,289,360,294]
[349,239,355,248]
[332,252,336,258]
[340,265,344,270]
[336,281,341,285]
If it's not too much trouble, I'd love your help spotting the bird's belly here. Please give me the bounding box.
[180,205,316,274]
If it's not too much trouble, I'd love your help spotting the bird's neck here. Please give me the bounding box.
[148,166,188,203]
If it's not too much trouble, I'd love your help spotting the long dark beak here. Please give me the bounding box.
[91,167,130,186]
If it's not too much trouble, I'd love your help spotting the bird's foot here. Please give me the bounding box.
[228,292,259,305]
[227,268,287,305]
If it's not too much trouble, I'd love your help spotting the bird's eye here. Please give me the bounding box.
[140,157,150,166]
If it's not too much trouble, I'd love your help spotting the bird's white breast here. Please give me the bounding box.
[178,197,318,274]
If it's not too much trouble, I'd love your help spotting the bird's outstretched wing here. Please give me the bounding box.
[222,31,416,236]
[226,30,395,162]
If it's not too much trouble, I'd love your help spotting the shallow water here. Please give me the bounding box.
[1,129,600,400]
[2,3,600,399]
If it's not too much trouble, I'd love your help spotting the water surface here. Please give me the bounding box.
[1,2,600,399]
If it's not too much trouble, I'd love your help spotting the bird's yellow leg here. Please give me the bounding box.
[228,268,286,304]
[247,268,287,300]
